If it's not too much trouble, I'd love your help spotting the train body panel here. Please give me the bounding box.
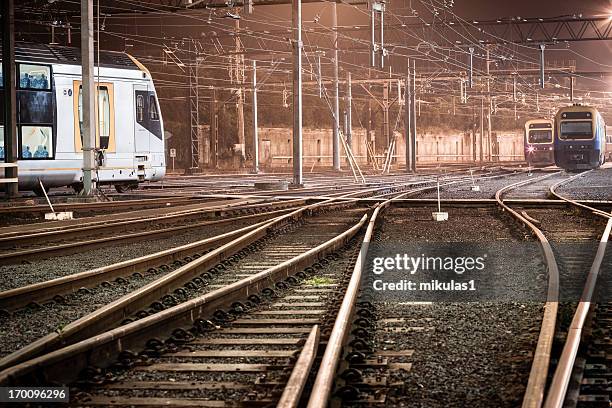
[524,119,555,166]
[554,105,606,171]
[0,42,165,193]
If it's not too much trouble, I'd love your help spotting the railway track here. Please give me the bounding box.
[0,195,213,219]
[496,173,612,408]
[544,174,612,408]
[0,168,554,407]
[0,200,306,265]
[0,181,421,373]
[0,198,370,406]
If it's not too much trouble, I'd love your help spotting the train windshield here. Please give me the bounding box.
[528,130,552,144]
[560,121,593,140]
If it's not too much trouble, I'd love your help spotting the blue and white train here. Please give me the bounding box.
[554,104,608,171]
[0,42,165,195]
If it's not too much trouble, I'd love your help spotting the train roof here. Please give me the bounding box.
[0,42,139,70]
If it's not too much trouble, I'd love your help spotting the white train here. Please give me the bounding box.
[0,42,165,195]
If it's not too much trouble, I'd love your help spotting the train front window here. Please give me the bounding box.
[18,64,51,90]
[21,126,53,159]
[149,95,159,121]
[528,130,552,144]
[560,121,593,140]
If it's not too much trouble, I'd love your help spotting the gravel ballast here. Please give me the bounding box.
[368,206,546,407]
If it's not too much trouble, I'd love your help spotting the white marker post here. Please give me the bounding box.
[470,169,480,191]
[41,179,73,220]
[170,148,176,173]
[432,177,448,221]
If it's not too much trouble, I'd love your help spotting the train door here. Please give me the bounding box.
[133,84,150,154]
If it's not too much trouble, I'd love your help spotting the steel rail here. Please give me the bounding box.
[0,206,297,266]
[543,213,612,408]
[0,199,339,372]
[543,174,612,407]
[277,325,321,408]
[0,195,203,215]
[0,212,368,387]
[548,170,612,219]
[301,170,536,406]
[494,173,561,408]
[304,177,436,407]
[306,203,384,407]
[0,198,303,242]
[0,179,390,373]
[0,216,280,311]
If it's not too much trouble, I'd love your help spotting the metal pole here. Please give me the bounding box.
[411,60,417,171]
[332,2,340,171]
[1,0,18,197]
[539,44,545,89]
[346,71,352,149]
[292,0,303,185]
[252,60,259,173]
[383,81,389,147]
[379,1,384,68]
[405,62,412,172]
[81,0,95,195]
[480,97,484,163]
[570,76,574,102]
[486,46,491,161]
[488,98,493,161]
[366,69,372,163]
[513,75,517,102]
[236,19,245,161]
[211,88,218,168]
[370,1,376,67]
[468,47,474,88]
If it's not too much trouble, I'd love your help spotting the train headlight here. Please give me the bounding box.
[527,146,535,153]
[548,147,553,151]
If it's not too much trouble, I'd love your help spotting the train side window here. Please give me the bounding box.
[98,86,111,149]
[74,81,116,152]
[149,95,159,121]
[136,95,145,123]
[18,64,51,90]
[20,125,53,159]
[0,126,3,159]
[0,65,3,87]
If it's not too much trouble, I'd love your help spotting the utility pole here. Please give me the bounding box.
[468,47,474,88]
[405,62,412,172]
[235,19,245,162]
[411,60,417,171]
[379,1,384,68]
[188,41,200,169]
[252,61,259,173]
[346,71,352,149]
[383,80,390,147]
[486,46,492,161]
[81,0,95,195]
[210,88,218,168]
[292,0,303,185]
[472,105,477,162]
[366,70,372,163]
[332,2,340,171]
[480,97,484,163]
[539,44,545,89]
[369,2,376,66]
[1,0,18,197]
